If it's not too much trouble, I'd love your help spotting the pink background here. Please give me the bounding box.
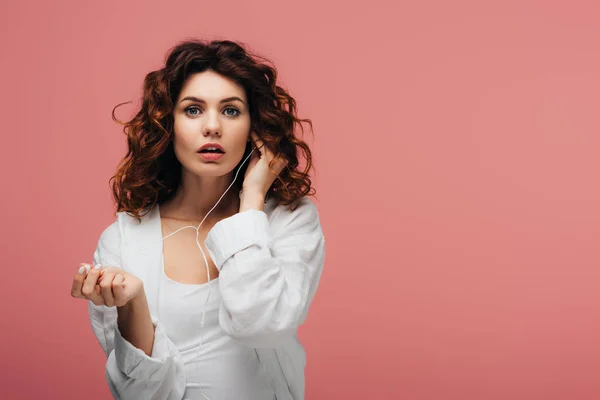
[1,0,599,399]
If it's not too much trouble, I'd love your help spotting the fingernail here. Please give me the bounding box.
[78,266,85,275]
[84,264,91,272]
[94,264,102,269]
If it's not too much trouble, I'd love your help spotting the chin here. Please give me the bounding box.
[190,163,237,178]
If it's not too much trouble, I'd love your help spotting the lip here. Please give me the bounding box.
[197,143,225,153]
[198,152,224,161]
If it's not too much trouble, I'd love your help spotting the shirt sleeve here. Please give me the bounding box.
[88,219,186,400]
[204,197,326,348]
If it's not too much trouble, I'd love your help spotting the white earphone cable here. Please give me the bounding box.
[129,147,256,399]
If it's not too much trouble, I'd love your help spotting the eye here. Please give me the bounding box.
[223,107,240,117]
[185,106,201,116]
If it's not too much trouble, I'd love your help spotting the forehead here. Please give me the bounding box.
[178,70,246,101]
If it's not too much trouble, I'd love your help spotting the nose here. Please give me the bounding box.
[202,110,222,137]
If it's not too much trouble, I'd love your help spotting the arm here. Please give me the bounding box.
[205,197,326,348]
[117,290,154,357]
[88,220,186,400]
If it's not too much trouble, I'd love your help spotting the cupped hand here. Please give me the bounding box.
[70,263,143,307]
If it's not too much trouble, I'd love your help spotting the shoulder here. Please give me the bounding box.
[97,211,130,244]
[94,216,123,266]
[266,196,323,237]
[95,207,158,263]
[95,207,151,249]
[97,218,121,249]
[105,207,157,241]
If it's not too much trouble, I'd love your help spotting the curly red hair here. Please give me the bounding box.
[110,39,316,221]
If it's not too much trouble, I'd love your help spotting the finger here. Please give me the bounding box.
[101,266,123,275]
[249,147,260,165]
[98,266,123,298]
[113,273,125,286]
[250,132,266,155]
[112,274,126,306]
[81,267,104,305]
[99,272,116,307]
[244,148,260,176]
[71,265,89,298]
[95,266,104,295]
[271,154,288,175]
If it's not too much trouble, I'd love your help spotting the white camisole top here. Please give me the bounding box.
[157,254,276,400]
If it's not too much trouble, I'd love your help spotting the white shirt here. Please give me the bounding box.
[87,196,325,400]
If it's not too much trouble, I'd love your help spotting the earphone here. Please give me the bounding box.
[173,146,256,398]
[128,143,258,399]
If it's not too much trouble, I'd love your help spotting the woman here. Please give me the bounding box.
[70,39,326,400]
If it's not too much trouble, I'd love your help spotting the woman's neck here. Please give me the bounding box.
[160,172,241,223]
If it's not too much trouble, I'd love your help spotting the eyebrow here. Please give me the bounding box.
[180,96,245,104]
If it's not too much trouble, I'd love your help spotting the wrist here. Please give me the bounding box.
[116,287,155,355]
[117,288,149,332]
[241,185,265,197]
[239,188,265,212]
[117,286,146,313]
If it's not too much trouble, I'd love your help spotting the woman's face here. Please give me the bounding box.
[173,70,251,178]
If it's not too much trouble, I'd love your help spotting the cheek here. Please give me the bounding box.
[234,118,251,143]
[171,135,197,168]
[234,134,250,157]
[173,120,198,150]
[226,120,250,149]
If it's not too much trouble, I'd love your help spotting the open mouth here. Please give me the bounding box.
[198,147,224,154]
